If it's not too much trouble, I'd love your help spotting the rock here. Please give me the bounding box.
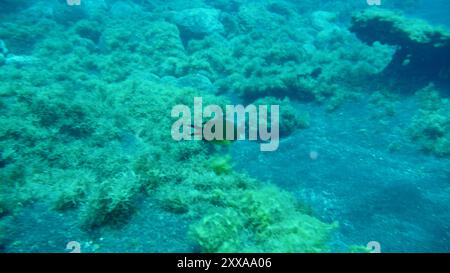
[158,74,216,92]
[176,74,216,93]
[0,0,32,13]
[209,0,242,12]
[147,73,161,82]
[350,8,450,85]
[170,8,224,38]
[5,55,38,66]
[51,0,107,24]
[52,2,87,24]
[310,11,337,31]
[83,0,108,16]
[129,71,161,82]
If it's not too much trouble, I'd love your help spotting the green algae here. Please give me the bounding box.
[0,2,395,252]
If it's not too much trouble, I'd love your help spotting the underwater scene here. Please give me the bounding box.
[0,0,449,253]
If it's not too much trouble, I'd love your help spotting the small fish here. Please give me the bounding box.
[189,116,239,145]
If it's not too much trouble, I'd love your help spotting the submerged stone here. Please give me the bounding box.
[350,8,450,86]
[0,40,8,56]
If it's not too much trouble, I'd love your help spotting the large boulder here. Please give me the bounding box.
[170,8,224,40]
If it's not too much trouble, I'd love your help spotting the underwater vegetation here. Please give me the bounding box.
[409,85,450,157]
[0,0,449,253]
[253,96,310,137]
[0,56,338,252]
[350,8,450,89]
[190,186,336,252]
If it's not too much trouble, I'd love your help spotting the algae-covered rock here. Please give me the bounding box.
[52,3,87,24]
[310,11,337,31]
[110,1,141,18]
[171,8,224,38]
[209,0,242,12]
[237,3,282,32]
[0,1,379,252]
[0,0,31,13]
[190,186,337,253]
[4,55,37,66]
[350,8,450,84]
[409,85,450,157]
[410,110,450,156]
[0,40,8,56]
[80,171,140,229]
[184,9,393,105]
[253,97,310,137]
[51,0,107,23]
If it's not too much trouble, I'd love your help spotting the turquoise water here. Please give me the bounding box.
[0,0,449,253]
